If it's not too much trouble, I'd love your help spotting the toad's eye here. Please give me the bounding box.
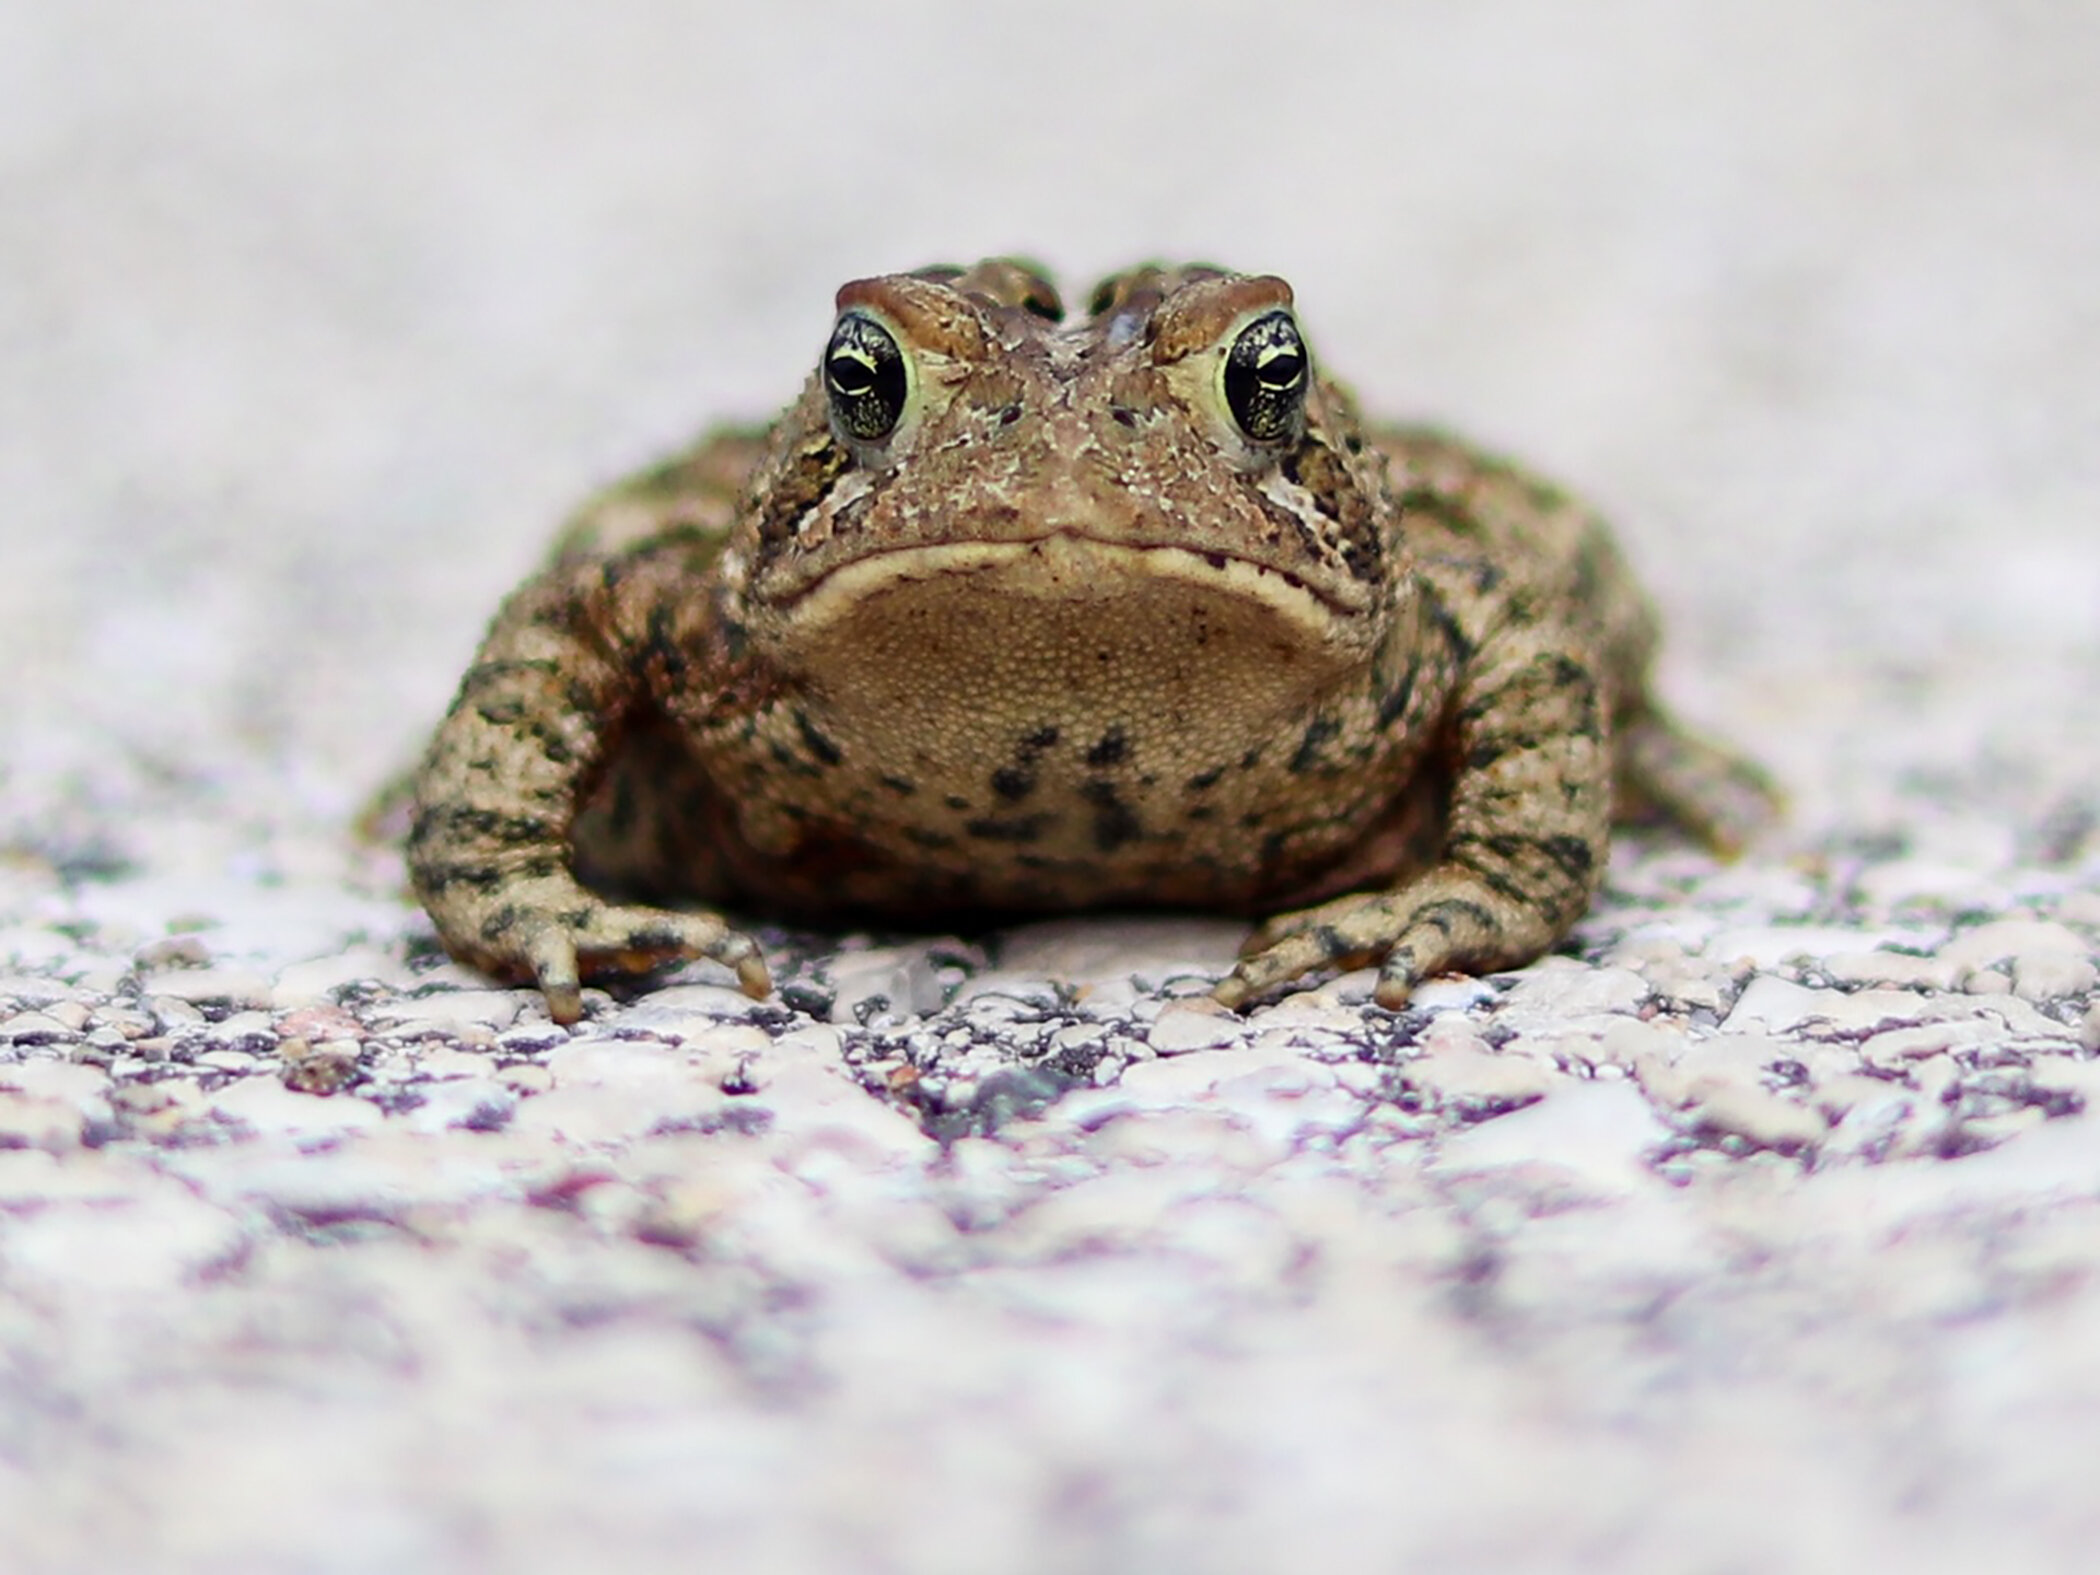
[1222,311,1308,443]
[824,313,909,442]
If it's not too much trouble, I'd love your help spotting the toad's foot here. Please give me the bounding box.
[439,874,770,1025]
[1214,867,1570,1012]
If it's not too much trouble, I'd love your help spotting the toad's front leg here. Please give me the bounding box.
[1215,625,1613,1011]
[407,563,769,1026]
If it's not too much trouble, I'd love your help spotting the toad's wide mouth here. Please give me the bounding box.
[769,532,1377,641]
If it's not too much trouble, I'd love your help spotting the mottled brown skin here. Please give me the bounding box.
[409,260,1776,1024]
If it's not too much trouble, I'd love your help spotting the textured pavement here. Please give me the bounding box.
[4,4,2100,1571]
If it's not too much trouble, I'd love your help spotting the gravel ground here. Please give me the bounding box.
[5,3,2100,1571]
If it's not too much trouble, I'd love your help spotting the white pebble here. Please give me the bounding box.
[1940,918,2092,972]
[367,989,524,1034]
[1432,1080,1673,1198]
[210,1077,387,1141]
[1495,958,1648,1022]
[1400,1040,1553,1116]
[271,947,419,1006]
[0,1011,83,1047]
[2012,952,2098,1001]
[1146,1000,1247,1055]
[1719,975,1830,1035]
[1682,1080,1825,1154]
[1822,951,1960,991]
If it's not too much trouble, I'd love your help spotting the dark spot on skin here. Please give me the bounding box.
[1466,731,1543,772]
[793,709,843,767]
[531,724,575,766]
[712,596,751,664]
[1084,727,1129,769]
[1377,660,1419,732]
[1541,833,1597,883]
[1313,925,1353,962]
[645,605,690,689]
[1202,551,1227,571]
[480,905,525,941]
[879,774,917,797]
[990,765,1035,802]
[416,861,500,895]
[1427,597,1475,665]
[1024,725,1060,750]
[768,739,816,775]
[1460,653,1596,729]
[946,794,970,811]
[1240,746,1264,771]
[1459,859,1531,906]
[1185,766,1224,793]
[1080,781,1141,852]
[966,815,1050,844]
[1407,897,1499,944]
[999,405,1023,426]
[903,827,955,850]
[1111,407,1139,428]
[409,805,562,849]
[1450,831,1595,896]
[468,853,555,886]
[1289,717,1343,774]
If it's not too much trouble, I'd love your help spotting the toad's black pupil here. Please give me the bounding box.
[1223,311,1308,442]
[824,314,908,441]
[1258,349,1304,389]
[828,352,876,396]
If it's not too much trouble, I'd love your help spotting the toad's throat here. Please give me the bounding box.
[763,536,1381,811]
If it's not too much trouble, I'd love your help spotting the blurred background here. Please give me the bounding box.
[4,0,2096,862]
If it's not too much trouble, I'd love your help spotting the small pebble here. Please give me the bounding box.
[2012,952,2097,1001]
[1682,1080,1824,1155]
[135,935,212,970]
[0,1011,83,1047]
[1146,999,1246,1056]
[279,1037,362,1096]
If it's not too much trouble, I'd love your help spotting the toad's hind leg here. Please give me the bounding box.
[1613,706,1782,856]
